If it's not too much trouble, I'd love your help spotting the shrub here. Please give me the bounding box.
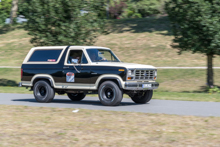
[208,86,220,94]
[120,0,167,19]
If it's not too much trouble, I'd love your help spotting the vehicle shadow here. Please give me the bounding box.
[12,98,145,106]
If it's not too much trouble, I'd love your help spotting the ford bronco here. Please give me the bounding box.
[19,46,159,106]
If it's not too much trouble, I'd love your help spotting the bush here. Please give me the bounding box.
[208,86,220,94]
[119,0,167,19]
[137,0,161,17]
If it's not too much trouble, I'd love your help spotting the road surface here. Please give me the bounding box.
[1,93,220,117]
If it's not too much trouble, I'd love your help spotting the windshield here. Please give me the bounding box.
[86,49,120,62]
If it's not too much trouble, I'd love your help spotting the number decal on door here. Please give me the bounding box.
[66,72,75,82]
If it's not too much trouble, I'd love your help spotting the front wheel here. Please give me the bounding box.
[130,90,153,104]
[98,81,123,106]
[67,93,86,101]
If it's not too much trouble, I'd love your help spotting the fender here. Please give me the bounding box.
[31,74,56,87]
[95,74,125,89]
[100,77,123,89]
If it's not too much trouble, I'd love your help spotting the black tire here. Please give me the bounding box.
[33,80,55,103]
[98,81,123,106]
[130,90,153,104]
[67,93,86,101]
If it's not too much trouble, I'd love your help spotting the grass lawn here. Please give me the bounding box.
[1,68,220,92]
[153,91,220,102]
[1,86,220,102]
[1,17,220,102]
[95,16,220,67]
[1,17,220,67]
[1,19,220,147]
[0,105,220,146]
[1,68,220,102]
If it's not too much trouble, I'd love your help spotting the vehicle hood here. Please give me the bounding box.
[91,62,156,69]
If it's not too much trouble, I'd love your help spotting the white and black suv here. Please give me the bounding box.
[19,46,159,106]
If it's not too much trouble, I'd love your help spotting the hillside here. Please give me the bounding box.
[1,17,220,93]
[1,16,220,67]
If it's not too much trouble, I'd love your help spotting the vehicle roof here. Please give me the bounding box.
[31,46,110,50]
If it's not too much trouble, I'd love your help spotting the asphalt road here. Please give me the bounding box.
[1,93,220,117]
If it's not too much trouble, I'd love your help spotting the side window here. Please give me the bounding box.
[29,49,62,62]
[67,50,88,64]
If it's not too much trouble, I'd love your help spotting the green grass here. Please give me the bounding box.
[2,86,220,102]
[153,92,220,102]
[0,68,220,101]
[1,68,220,102]
[96,16,220,67]
[0,86,32,94]
[2,68,220,93]
[157,69,220,92]
[1,17,220,67]
[0,68,21,87]
[0,25,31,66]
[1,17,220,102]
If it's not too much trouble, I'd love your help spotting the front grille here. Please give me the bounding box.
[135,70,154,80]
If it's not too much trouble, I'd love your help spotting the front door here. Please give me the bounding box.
[62,49,91,90]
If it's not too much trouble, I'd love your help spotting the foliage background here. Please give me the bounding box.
[108,0,167,19]
[0,0,12,24]
[19,0,106,46]
[165,0,220,87]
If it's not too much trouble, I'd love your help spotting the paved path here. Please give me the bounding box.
[1,66,220,69]
[1,93,220,117]
[0,66,20,68]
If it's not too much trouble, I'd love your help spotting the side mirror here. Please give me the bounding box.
[71,59,78,64]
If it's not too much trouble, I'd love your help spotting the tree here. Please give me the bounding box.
[165,0,220,88]
[19,0,105,46]
[10,0,19,24]
[0,0,12,24]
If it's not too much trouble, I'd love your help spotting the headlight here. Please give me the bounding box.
[127,69,134,80]
[154,70,157,80]
[155,70,157,76]
[127,70,134,76]
[128,70,132,76]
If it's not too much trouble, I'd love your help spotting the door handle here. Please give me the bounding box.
[63,66,69,69]
[91,73,97,75]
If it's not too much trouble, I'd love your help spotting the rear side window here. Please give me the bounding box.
[28,49,62,62]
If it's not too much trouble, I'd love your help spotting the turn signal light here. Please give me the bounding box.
[127,77,132,80]
[154,77,157,80]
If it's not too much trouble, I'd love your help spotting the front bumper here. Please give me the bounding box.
[124,82,159,90]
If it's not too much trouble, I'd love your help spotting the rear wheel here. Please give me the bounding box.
[98,81,123,106]
[67,93,86,101]
[130,90,153,104]
[33,80,55,103]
